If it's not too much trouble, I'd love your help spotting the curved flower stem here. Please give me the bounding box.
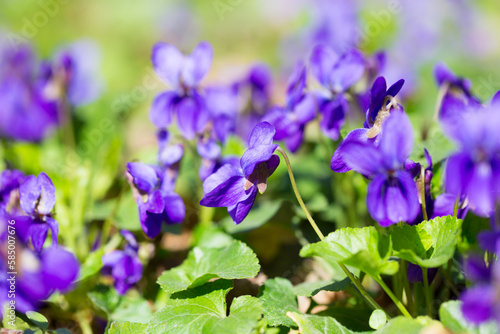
[100,178,126,250]
[58,98,77,151]
[401,261,414,315]
[422,268,433,317]
[276,147,387,316]
[277,147,324,240]
[373,275,412,318]
[419,167,428,221]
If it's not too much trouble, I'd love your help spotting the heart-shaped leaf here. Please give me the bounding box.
[300,227,398,278]
[157,239,260,295]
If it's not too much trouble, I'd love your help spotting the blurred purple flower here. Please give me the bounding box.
[434,62,480,121]
[102,231,143,295]
[443,106,500,217]
[233,64,273,142]
[406,263,438,284]
[308,0,359,54]
[200,122,280,223]
[0,44,59,142]
[309,45,365,140]
[157,129,184,190]
[1,246,79,313]
[126,162,185,238]
[338,111,419,226]
[149,41,213,139]
[460,247,500,325]
[0,169,26,241]
[263,61,316,152]
[205,85,239,143]
[0,169,25,209]
[197,134,222,181]
[14,173,59,253]
[49,40,104,107]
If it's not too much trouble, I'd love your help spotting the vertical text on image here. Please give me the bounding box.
[6,219,17,327]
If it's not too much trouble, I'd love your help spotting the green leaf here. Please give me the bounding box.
[147,280,263,334]
[300,227,398,278]
[390,216,462,268]
[375,317,423,334]
[88,285,152,323]
[374,316,437,334]
[439,300,498,334]
[293,278,350,297]
[108,321,148,333]
[111,295,153,324]
[77,249,104,281]
[411,127,455,165]
[287,312,363,334]
[88,285,120,314]
[192,225,234,248]
[2,304,35,331]
[258,278,299,328]
[369,310,386,330]
[26,311,48,331]
[157,240,260,294]
[316,307,373,332]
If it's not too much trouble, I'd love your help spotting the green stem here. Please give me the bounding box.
[422,268,433,317]
[277,147,324,240]
[453,197,459,218]
[439,265,459,297]
[373,276,412,318]
[339,263,386,315]
[420,167,428,221]
[401,261,414,315]
[75,311,93,334]
[100,179,126,249]
[276,147,386,315]
[58,98,77,151]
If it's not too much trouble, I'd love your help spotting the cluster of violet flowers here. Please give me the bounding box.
[0,170,79,312]
[141,40,500,324]
[0,40,102,142]
[143,42,389,225]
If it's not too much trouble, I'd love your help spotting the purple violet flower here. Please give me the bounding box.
[45,40,104,107]
[102,231,143,295]
[434,62,480,121]
[0,169,25,212]
[1,246,79,312]
[442,105,500,217]
[205,85,239,143]
[149,41,213,139]
[0,44,59,142]
[233,64,273,142]
[14,173,59,253]
[196,133,224,181]
[409,149,469,225]
[200,122,280,224]
[263,61,316,152]
[126,161,185,238]
[309,45,365,140]
[338,110,419,226]
[331,76,405,173]
[460,247,500,325]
